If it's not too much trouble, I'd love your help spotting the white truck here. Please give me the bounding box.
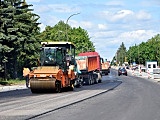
[146,61,158,73]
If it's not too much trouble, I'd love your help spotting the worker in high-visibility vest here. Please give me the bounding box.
[23,68,30,88]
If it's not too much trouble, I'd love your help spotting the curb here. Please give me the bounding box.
[0,85,27,92]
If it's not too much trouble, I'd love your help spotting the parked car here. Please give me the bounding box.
[118,67,127,76]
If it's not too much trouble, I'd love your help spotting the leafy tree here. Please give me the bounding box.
[126,34,160,66]
[115,42,127,65]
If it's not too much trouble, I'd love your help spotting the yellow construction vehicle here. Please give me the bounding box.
[26,42,76,93]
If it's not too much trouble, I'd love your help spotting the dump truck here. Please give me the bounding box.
[75,51,102,85]
[25,42,77,93]
[101,58,110,75]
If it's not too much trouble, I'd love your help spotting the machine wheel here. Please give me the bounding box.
[55,81,61,93]
[79,77,83,87]
[89,75,92,85]
[31,89,39,93]
[68,81,74,91]
[97,72,102,83]
[105,72,108,75]
[77,77,83,87]
[94,73,99,84]
[68,85,74,91]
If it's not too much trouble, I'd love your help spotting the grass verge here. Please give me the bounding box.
[0,79,25,86]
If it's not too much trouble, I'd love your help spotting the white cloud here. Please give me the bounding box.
[80,21,94,29]
[48,4,79,13]
[89,29,160,60]
[93,31,117,39]
[99,9,152,23]
[98,24,108,30]
[118,30,158,46]
[100,9,134,22]
[115,10,134,18]
[136,10,151,20]
[68,20,94,29]
[33,4,80,13]
[39,23,46,32]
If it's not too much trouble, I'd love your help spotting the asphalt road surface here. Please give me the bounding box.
[0,69,160,120]
[32,69,160,120]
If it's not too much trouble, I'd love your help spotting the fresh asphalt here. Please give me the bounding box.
[34,69,160,120]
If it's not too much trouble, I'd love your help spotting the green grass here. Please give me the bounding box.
[0,79,25,86]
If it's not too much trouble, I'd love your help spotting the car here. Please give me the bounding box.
[118,67,127,76]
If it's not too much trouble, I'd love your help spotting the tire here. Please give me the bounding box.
[31,89,38,93]
[55,81,61,93]
[97,72,102,83]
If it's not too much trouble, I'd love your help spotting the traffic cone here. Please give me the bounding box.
[148,70,151,79]
[139,69,142,76]
[132,70,135,76]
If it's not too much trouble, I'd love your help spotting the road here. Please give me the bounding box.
[0,69,160,120]
[33,69,160,120]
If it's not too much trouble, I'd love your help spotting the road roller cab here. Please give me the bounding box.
[28,42,76,93]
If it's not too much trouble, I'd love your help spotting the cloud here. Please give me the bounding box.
[98,24,108,30]
[33,4,80,13]
[38,23,46,32]
[98,9,153,25]
[89,29,159,60]
[136,10,151,20]
[118,30,159,46]
[67,20,94,29]
[93,31,118,39]
[47,4,80,13]
[99,9,134,22]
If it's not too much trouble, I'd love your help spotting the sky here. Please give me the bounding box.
[26,0,160,61]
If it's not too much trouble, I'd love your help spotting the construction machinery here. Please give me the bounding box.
[26,42,76,93]
[101,58,110,75]
[75,51,102,85]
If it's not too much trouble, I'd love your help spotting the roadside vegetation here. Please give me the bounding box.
[0,78,25,86]
[111,34,160,66]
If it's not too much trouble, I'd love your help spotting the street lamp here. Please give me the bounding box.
[66,13,80,42]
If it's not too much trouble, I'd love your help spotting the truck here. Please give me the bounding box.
[25,42,77,93]
[145,61,158,73]
[75,51,102,85]
[101,58,110,75]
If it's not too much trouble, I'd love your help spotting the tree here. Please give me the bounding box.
[126,34,160,66]
[0,0,40,79]
[115,42,127,65]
